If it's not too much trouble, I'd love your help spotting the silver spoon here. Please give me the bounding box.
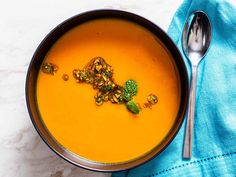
[182,11,212,159]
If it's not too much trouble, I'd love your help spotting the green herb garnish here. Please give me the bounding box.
[126,100,140,114]
[122,80,138,101]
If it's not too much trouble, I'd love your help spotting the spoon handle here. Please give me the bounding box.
[183,65,197,159]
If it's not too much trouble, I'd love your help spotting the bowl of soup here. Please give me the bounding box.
[26,10,188,172]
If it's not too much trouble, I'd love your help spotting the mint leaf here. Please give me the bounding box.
[126,100,140,114]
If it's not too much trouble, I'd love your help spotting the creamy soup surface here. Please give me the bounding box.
[36,18,180,163]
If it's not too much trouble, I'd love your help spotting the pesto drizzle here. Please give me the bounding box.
[41,57,158,115]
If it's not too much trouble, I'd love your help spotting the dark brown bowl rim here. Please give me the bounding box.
[25,9,188,172]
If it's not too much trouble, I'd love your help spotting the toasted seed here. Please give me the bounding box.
[116,89,121,94]
[95,65,103,72]
[62,74,69,81]
[104,95,109,102]
[143,102,152,109]
[98,81,104,87]
[115,93,121,98]
[96,100,103,106]
[147,94,158,105]
[113,95,119,103]
[102,75,107,81]
[95,73,101,78]
[41,62,58,75]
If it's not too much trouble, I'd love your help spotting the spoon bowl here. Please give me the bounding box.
[182,11,211,64]
[182,11,212,159]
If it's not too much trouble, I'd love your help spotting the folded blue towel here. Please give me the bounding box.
[112,0,236,176]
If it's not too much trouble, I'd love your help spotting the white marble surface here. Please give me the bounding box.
[0,0,183,176]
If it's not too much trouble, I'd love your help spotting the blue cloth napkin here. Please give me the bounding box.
[112,0,236,176]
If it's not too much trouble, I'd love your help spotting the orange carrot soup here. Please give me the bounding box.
[36,18,180,163]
